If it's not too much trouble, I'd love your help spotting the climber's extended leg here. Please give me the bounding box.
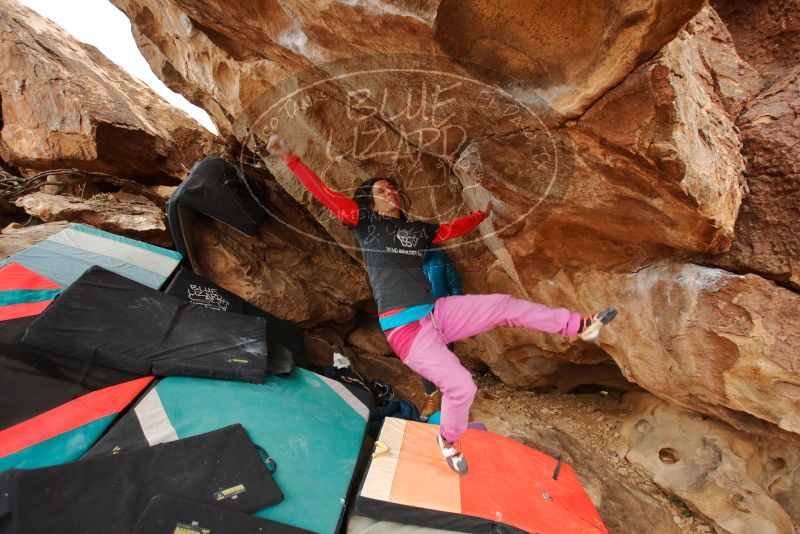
[430,294,615,343]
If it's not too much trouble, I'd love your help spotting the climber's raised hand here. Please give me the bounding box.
[267,134,291,159]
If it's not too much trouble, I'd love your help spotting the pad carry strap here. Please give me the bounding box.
[255,444,277,473]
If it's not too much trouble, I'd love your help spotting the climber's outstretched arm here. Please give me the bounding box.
[432,202,492,243]
[284,155,360,226]
[268,134,359,226]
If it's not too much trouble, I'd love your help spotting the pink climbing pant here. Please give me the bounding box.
[386,294,582,443]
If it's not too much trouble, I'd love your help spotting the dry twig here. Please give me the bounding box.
[0,168,165,206]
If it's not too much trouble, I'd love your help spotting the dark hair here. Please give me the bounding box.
[352,177,411,221]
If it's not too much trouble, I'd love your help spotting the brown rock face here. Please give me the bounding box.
[114,0,702,129]
[700,0,800,292]
[187,169,372,325]
[434,0,705,117]
[576,7,755,254]
[619,392,799,533]
[712,0,800,86]
[0,221,69,258]
[0,0,215,182]
[603,263,800,440]
[713,68,800,289]
[14,192,170,246]
[113,0,800,457]
[346,317,392,358]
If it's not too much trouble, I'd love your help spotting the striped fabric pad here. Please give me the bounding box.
[357,418,609,534]
[0,377,153,472]
[0,263,62,321]
[0,224,182,290]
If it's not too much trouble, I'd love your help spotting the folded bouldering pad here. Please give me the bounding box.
[0,424,282,534]
[0,376,152,472]
[132,494,314,534]
[356,418,608,534]
[165,267,306,374]
[86,370,369,534]
[21,266,269,383]
[0,223,181,290]
[167,157,266,269]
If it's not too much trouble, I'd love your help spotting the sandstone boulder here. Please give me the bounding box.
[112,0,704,133]
[712,0,800,86]
[713,68,800,289]
[619,392,799,533]
[576,6,755,255]
[434,0,705,117]
[113,0,800,449]
[0,0,216,182]
[0,221,69,259]
[186,170,372,325]
[587,263,800,441]
[346,317,392,358]
[14,191,169,246]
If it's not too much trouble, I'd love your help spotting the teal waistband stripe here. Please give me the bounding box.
[379,303,434,331]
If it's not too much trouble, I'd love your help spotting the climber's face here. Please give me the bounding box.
[372,179,402,217]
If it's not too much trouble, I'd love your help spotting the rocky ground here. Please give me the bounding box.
[471,376,712,534]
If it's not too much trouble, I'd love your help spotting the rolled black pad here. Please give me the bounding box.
[132,494,314,534]
[167,157,267,263]
[165,267,306,374]
[21,266,268,383]
[0,424,282,534]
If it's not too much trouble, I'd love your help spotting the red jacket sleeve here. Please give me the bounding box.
[284,155,359,226]
[432,210,487,243]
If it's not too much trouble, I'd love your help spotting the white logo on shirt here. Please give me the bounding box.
[396,228,420,248]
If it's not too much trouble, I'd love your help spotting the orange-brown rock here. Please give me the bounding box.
[14,192,170,246]
[575,7,756,255]
[420,7,765,395]
[619,392,799,533]
[434,0,705,117]
[682,7,763,118]
[712,0,800,86]
[187,168,372,325]
[713,68,800,289]
[113,0,800,454]
[0,221,69,258]
[578,263,800,441]
[346,317,392,358]
[113,0,703,132]
[0,0,216,182]
[462,259,800,444]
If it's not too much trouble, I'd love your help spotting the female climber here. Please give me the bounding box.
[266,134,617,474]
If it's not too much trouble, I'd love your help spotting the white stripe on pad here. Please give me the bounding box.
[134,388,179,445]
[359,417,406,501]
[317,374,370,421]
[48,227,179,277]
